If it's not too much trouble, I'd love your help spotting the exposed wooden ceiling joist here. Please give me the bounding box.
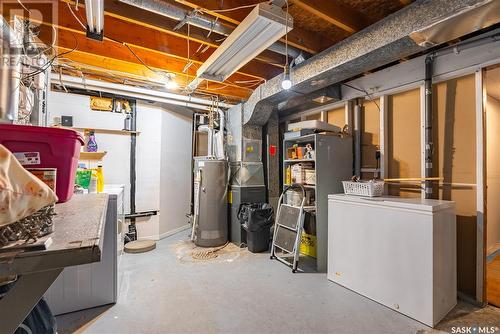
[174,0,334,54]
[56,3,282,81]
[55,49,253,101]
[290,0,373,34]
[100,0,286,66]
[37,25,254,100]
[54,57,248,103]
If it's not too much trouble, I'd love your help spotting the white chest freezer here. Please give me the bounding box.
[45,186,125,315]
[328,194,456,327]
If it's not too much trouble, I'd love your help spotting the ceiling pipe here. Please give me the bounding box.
[52,73,234,111]
[238,0,500,126]
[117,0,302,59]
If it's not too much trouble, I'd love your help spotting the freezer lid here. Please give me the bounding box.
[328,194,455,212]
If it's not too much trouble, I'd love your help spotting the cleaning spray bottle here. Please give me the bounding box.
[87,131,98,152]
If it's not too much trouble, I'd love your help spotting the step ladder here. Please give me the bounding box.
[270,184,306,273]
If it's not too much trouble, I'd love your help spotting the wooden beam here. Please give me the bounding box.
[290,0,372,34]
[57,4,281,81]
[100,0,285,66]
[58,67,247,104]
[38,27,253,99]
[55,49,251,101]
[55,1,281,81]
[175,0,334,54]
[399,0,413,5]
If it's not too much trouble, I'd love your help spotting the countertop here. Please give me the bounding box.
[328,194,455,212]
[0,194,109,276]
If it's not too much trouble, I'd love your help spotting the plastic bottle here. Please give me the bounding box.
[285,166,292,185]
[89,171,98,194]
[96,165,104,193]
[87,131,98,152]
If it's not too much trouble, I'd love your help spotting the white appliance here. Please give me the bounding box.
[45,185,125,315]
[327,194,456,327]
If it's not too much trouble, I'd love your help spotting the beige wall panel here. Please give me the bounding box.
[306,113,322,121]
[361,100,380,177]
[486,95,500,254]
[485,65,500,258]
[387,89,421,197]
[327,107,345,128]
[433,74,477,297]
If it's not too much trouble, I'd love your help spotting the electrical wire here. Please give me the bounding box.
[17,0,31,13]
[64,1,175,81]
[124,43,157,74]
[22,33,79,78]
[62,0,236,100]
[285,0,289,68]
[66,2,86,30]
[342,83,381,112]
[205,4,257,13]
[186,22,191,87]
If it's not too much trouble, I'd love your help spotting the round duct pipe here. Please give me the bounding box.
[0,17,21,123]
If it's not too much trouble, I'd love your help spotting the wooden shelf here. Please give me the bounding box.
[79,151,107,160]
[54,125,140,135]
[284,159,315,163]
[283,184,316,189]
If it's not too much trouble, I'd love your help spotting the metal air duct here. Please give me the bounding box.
[0,17,21,123]
[238,0,500,126]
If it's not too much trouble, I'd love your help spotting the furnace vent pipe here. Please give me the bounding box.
[424,55,434,198]
[0,17,21,123]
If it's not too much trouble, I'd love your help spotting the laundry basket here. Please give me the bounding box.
[342,180,384,197]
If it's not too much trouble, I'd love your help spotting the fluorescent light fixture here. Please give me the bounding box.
[85,0,104,41]
[195,3,292,83]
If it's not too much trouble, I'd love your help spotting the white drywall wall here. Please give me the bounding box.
[159,107,192,237]
[48,91,193,240]
[135,102,192,239]
[48,90,131,213]
[135,102,162,239]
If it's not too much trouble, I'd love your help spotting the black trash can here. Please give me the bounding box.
[238,203,274,253]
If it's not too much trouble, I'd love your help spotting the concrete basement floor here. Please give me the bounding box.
[56,232,500,334]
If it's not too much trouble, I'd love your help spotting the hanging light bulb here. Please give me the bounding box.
[165,79,178,90]
[281,1,292,91]
[281,65,292,90]
[164,73,178,90]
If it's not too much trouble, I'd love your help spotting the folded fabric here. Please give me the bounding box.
[0,144,58,227]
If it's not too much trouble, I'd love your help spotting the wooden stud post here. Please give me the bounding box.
[380,95,388,182]
[475,69,486,304]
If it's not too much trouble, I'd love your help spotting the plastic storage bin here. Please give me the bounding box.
[342,180,384,197]
[0,124,84,202]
